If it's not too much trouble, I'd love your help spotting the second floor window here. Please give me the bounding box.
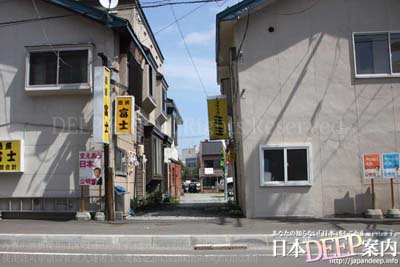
[153,138,163,176]
[204,160,220,169]
[353,32,400,77]
[27,48,90,86]
[148,66,153,96]
[162,89,167,114]
[115,148,127,175]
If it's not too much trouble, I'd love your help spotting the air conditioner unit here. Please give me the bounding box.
[137,144,144,157]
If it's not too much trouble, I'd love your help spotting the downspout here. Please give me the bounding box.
[229,47,241,207]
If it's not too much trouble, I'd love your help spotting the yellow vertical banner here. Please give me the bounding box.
[207,96,229,140]
[0,140,24,172]
[103,68,111,143]
[115,96,134,135]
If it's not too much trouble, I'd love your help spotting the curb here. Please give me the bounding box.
[127,216,221,221]
[0,234,273,251]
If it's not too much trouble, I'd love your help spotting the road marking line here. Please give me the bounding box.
[194,244,248,250]
[0,251,271,257]
[0,234,274,237]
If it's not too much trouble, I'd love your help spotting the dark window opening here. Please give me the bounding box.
[29,52,57,85]
[59,50,88,84]
[128,54,143,106]
[354,33,390,75]
[287,149,308,181]
[148,66,153,96]
[29,49,88,86]
[263,149,284,182]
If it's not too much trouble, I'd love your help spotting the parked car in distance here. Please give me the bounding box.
[216,177,233,194]
[189,182,200,193]
[196,182,201,192]
[226,177,234,197]
[182,183,189,193]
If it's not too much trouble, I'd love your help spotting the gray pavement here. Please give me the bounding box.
[1,217,400,235]
[179,192,226,204]
[0,215,400,266]
[0,250,399,267]
[1,201,400,266]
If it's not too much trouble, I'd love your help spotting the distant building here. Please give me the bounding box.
[180,145,199,180]
[181,146,197,164]
[199,141,224,192]
[163,98,183,198]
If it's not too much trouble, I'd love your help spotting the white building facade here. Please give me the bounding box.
[217,0,400,218]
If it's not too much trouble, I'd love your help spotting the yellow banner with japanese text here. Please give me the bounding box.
[115,96,134,135]
[207,96,229,140]
[103,68,111,143]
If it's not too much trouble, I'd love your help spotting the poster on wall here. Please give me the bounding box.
[79,151,103,186]
[363,153,381,179]
[0,140,24,172]
[382,152,400,179]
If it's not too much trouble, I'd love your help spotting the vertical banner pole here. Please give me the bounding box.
[104,143,114,220]
[391,178,395,209]
[80,185,85,212]
[371,179,375,209]
[99,184,102,211]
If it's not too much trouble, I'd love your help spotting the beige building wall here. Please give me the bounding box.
[226,0,400,217]
[0,0,123,211]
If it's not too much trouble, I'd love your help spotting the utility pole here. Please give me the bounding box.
[104,143,114,221]
[98,52,115,221]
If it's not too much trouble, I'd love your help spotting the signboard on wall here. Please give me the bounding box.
[93,66,111,144]
[382,153,400,179]
[363,153,381,179]
[115,96,135,135]
[0,140,24,172]
[79,151,103,186]
[207,96,228,140]
[204,168,214,175]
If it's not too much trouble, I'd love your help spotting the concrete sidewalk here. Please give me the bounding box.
[0,217,399,235]
[0,218,399,252]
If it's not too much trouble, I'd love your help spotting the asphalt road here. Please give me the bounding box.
[0,250,398,267]
[179,192,226,204]
[0,216,399,267]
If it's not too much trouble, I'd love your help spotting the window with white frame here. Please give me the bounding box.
[26,46,91,89]
[259,145,311,186]
[353,32,400,77]
[115,148,127,175]
[153,137,163,176]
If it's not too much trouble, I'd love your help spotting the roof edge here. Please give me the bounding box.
[135,1,165,61]
[45,0,153,72]
[215,0,266,63]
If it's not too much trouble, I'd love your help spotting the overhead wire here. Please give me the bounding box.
[169,4,209,98]
[273,0,320,15]
[31,0,72,67]
[236,7,250,59]
[31,0,100,68]
[0,15,73,28]
[136,0,212,46]
[141,0,223,8]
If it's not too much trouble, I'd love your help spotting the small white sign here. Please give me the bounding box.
[204,168,214,175]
